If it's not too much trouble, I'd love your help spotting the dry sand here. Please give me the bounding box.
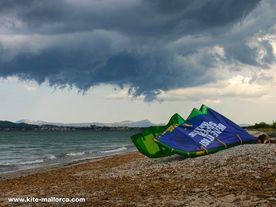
[0,144,275,207]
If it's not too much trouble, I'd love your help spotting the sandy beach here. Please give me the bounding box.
[0,144,275,207]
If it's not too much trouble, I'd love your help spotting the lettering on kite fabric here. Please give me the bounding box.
[189,121,226,147]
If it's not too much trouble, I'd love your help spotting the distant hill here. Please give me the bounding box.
[239,123,250,127]
[0,121,39,130]
[1,119,154,131]
[16,119,156,128]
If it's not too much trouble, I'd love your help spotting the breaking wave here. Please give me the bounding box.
[100,147,127,154]
[66,152,86,157]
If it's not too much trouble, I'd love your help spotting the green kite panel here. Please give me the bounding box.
[131,113,185,158]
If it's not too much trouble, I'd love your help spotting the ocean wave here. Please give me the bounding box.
[66,152,86,156]
[45,154,57,160]
[100,147,127,154]
[18,159,44,165]
[0,159,44,166]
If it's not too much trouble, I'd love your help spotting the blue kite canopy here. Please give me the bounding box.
[155,105,257,157]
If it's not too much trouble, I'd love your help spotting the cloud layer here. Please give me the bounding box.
[0,0,275,101]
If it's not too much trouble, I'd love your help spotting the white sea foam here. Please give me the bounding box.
[66,152,86,156]
[100,147,127,154]
[0,159,44,166]
[18,159,44,165]
[45,154,57,160]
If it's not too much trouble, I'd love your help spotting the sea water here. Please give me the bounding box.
[0,130,137,173]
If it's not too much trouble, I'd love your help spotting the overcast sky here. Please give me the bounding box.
[0,0,275,124]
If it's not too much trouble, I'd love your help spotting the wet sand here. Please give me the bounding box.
[0,144,275,207]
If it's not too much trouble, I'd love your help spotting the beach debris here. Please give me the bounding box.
[250,132,276,144]
[257,133,270,143]
[263,137,276,144]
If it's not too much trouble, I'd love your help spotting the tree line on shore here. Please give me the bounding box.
[246,121,276,130]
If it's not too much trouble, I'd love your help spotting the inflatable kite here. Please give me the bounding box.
[131,105,257,158]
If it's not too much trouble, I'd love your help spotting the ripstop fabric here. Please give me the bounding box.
[132,105,257,158]
[131,113,185,158]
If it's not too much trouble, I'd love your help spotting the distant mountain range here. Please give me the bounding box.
[16,119,157,128]
[239,124,251,127]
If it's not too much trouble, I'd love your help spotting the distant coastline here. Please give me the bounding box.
[0,121,144,132]
[1,120,276,133]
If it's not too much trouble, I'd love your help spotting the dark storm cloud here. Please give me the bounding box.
[0,0,275,100]
[0,0,262,36]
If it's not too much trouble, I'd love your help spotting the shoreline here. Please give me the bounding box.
[0,150,137,181]
[0,144,275,206]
